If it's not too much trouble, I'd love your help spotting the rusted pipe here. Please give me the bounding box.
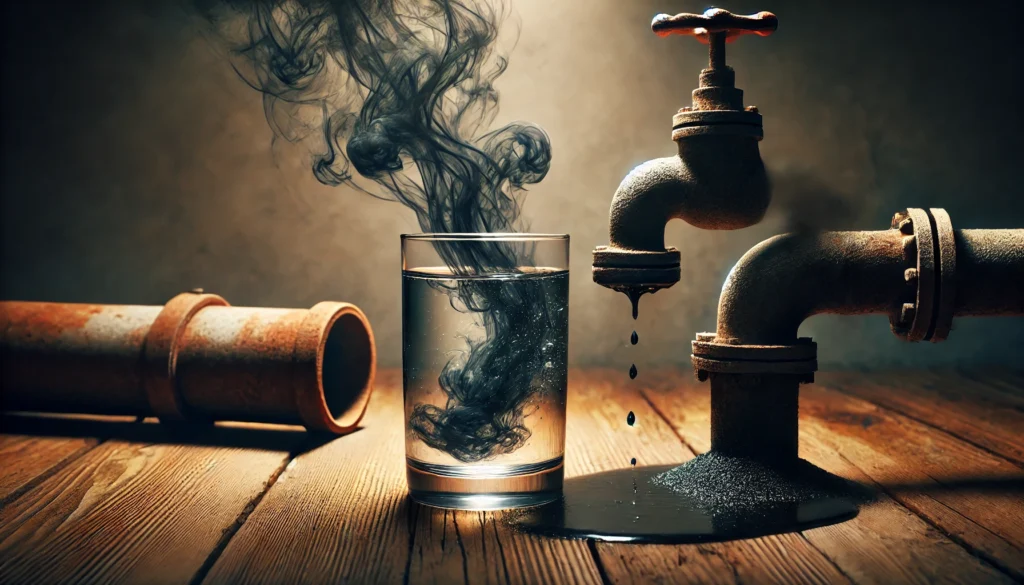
[693,210,1023,465]
[715,227,1024,345]
[0,292,376,434]
[954,229,1024,316]
[716,230,907,345]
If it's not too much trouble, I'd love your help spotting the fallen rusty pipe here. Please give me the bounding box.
[0,291,376,434]
[691,209,1024,464]
[594,9,778,297]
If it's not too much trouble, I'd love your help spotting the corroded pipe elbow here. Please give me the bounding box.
[696,214,1023,465]
[716,230,906,345]
[713,217,1024,346]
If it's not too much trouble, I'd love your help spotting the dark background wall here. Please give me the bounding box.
[2,0,1022,368]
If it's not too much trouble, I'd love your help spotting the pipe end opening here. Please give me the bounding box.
[321,309,375,430]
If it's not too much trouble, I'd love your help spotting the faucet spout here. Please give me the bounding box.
[593,133,770,303]
[594,11,776,305]
[608,136,770,253]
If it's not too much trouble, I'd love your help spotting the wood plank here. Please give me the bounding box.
[641,368,1016,585]
[804,374,1024,581]
[0,433,98,505]
[827,370,1024,466]
[203,370,603,585]
[0,420,302,585]
[569,370,853,585]
[956,368,1024,398]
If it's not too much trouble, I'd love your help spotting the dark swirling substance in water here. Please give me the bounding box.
[408,271,568,462]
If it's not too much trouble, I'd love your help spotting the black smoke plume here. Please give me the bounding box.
[198,0,556,462]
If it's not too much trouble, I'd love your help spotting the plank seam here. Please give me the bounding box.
[585,539,612,585]
[402,502,419,585]
[186,451,293,585]
[827,383,1024,469]
[450,510,470,584]
[0,441,100,508]
[828,448,1019,581]
[638,390,701,455]
[871,471,1021,581]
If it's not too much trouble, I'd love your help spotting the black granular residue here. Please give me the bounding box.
[652,451,857,515]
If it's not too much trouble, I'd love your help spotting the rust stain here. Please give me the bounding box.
[0,303,104,337]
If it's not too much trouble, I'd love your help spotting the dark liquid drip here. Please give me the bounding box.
[509,464,859,544]
[629,365,637,379]
[627,289,641,320]
[626,411,636,426]
[630,331,638,345]
[630,457,636,466]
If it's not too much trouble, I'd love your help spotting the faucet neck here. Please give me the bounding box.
[692,33,743,111]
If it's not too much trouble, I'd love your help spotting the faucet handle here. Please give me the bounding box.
[652,8,778,44]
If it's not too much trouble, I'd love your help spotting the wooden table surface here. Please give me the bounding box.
[1,368,1022,584]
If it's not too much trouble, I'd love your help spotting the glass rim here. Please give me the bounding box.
[401,233,568,241]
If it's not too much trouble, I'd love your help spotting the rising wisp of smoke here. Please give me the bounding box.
[198,0,555,462]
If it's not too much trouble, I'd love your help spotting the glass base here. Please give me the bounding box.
[410,490,560,511]
[406,456,564,510]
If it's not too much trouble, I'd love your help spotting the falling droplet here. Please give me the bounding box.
[629,364,638,380]
[631,331,638,345]
[627,411,636,426]
[630,457,637,467]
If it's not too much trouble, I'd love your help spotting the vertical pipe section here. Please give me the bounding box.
[710,373,800,465]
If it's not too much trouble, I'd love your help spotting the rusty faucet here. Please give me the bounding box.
[592,8,1024,469]
[593,9,778,303]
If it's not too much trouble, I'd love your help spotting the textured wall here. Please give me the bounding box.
[3,0,1022,369]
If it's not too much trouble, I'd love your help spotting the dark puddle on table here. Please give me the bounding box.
[509,464,859,543]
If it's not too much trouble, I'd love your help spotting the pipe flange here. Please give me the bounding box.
[930,209,957,341]
[671,109,763,141]
[142,291,229,422]
[691,333,817,382]
[593,246,681,290]
[889,208,956,342]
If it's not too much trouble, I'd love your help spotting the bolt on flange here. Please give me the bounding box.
[888,208,957,342]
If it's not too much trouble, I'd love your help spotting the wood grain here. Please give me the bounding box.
[1,368,1020,584]
[203,370,603,585]
[0,421,299,585]
[641,369,1017,585]
[568,370,852,585]
[827,370,1024,466]
[0,434,97,504]
[807,373,1024,580]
